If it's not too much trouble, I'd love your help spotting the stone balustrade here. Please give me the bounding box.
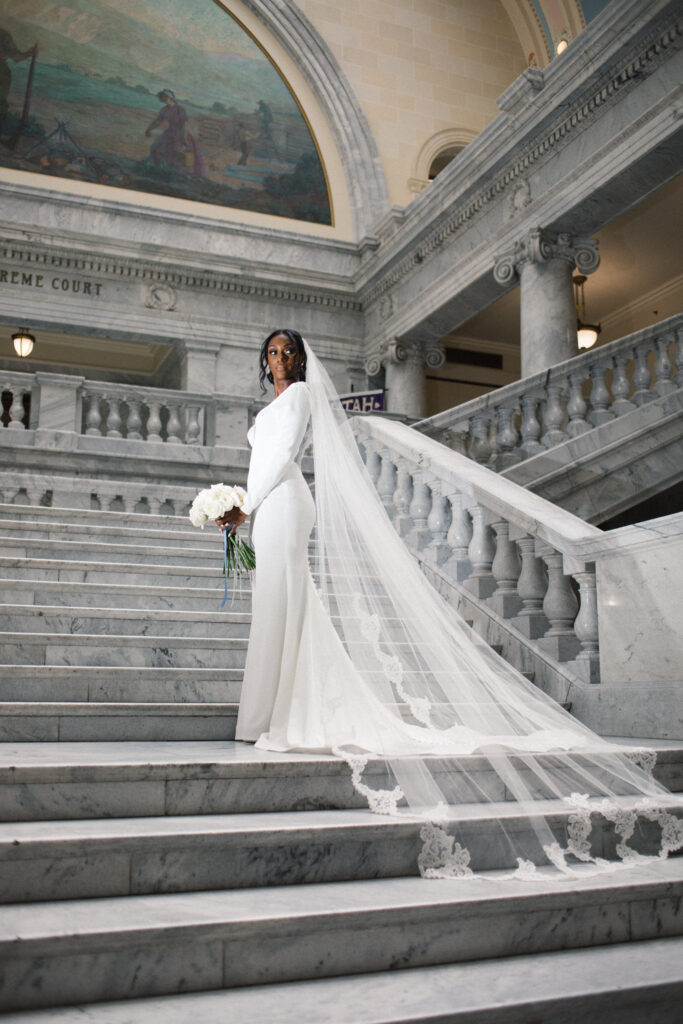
[354,415,606,687]
[81,382,208,446]
[1,369,36,430]
[0,371,264,449]
[415,314,683,468]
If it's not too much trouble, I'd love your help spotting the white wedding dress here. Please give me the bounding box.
[233,349,683,878]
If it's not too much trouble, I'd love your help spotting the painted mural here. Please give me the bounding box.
[0,0,331,224]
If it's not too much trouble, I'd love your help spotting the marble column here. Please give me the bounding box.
[366,340,444,418]
[494,228,600,377]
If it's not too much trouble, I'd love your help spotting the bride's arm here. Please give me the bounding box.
[219,383,311,527]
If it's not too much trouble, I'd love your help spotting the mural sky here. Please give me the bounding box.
[0,0,331,223]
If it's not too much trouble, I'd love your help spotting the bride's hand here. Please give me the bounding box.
[215,508,248,532]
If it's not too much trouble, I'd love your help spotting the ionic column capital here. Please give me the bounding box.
[364,339,445,374]
[494,228,600,285]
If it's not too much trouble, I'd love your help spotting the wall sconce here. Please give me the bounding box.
[12,329,35,358]
[556,37,569,54]
[573,276,601,351]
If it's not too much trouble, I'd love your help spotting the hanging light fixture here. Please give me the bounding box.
[11,329,35,358]
[573,276,601,351]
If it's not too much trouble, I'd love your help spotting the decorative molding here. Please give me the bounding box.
[411,128,479,189]
[0,238,362,313]
[365,339,445,375]
[493,228,600,284]
[360,8,682,310]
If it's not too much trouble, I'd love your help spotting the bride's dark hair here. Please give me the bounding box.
[259,329,307,393]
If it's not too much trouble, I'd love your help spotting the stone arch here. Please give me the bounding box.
[409,128,478,196]
[238,0,389,239]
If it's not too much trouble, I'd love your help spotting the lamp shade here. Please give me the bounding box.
[12,330,35,358]
[577,324,600,350]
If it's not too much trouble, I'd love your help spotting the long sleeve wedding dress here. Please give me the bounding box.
[233,343,682,879]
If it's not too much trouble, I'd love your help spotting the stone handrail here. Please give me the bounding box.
[415,313,683,468]
[354,414,605,687]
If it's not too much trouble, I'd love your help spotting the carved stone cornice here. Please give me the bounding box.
[0,238,362,313]
[493,229,600,285]
[359,5,682,309]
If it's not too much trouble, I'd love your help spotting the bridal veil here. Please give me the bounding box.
[302,340,682,879]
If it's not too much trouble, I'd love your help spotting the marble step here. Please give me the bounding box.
[0,605,252,639]
[0,631,248,669]
[0,516,224,549]
[0,577,253,612]
[1,862,681,1012]
[0,702,238,743]
[0,665,244,703]
[2,796,682,903]
[0,554,235,589]
[0,535,228,569]
[0,504,195,533]
[4,936,679,1024]
[2,740,680,822]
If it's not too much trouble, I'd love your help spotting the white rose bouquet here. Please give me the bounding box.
[189,484,255,601]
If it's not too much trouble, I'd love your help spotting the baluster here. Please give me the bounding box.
[674,327,683,387]
[425,478,451,565]
[587,362,615,427]
[469,414,491,464]
[185,404,202,445]
[121,494,137,513]
[519,392,544,457]
[104,395,123,438]
[166,402,183,444]
[653,332,675,397]
[490,520,521,617]
[631,343,654,406]
[513,536,549,638]
[25,487,42,506]
[392,456,414,537]
[146,401,163,442]
[108,496,120,512]
[566,371,591,436]
[540,548,580,660]
[611,352,636,416]
[441,424,469,456]
[126,399,143,440]
[444,500,472,582]
[376,448,397,514]
[147,497,162,515]
[465,504,496,599]
[540,383,567,447]
[572,568,600,683]
[492,404,520,469]
[408,471,432,551]
[364,440,381,484]
[6,388,26,430]
[84,393,103,436]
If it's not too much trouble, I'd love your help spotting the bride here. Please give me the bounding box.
[217,329,683,879]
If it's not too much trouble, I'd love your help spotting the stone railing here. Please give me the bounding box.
[415,314,683,468]
[81,381,209,446]
[0,371,264,449]
[354,415,607,689]
[1,369,36,430]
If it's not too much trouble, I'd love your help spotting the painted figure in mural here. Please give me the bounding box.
[145,89,205,176]
[255,98,279,157]
[0,29,38,137]
[235,121,251,166]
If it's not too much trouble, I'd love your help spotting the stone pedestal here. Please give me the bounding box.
[179,342,221,394]
[35,373,84,432]
[494,229,600,377]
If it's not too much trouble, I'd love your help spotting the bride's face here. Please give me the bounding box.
[267,333,301,387]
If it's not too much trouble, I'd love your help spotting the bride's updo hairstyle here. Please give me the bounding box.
[259,329,307,393]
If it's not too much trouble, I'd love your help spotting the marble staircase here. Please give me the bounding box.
[1,503,682,1019]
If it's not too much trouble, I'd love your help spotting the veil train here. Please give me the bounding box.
[302,340,683,879]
